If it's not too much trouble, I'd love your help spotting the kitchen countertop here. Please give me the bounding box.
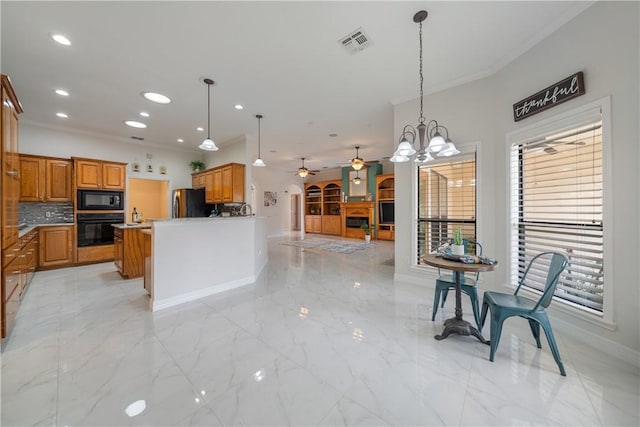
[18,222,74,238]
[112,223,152,229]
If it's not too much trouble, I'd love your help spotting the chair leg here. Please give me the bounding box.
[539,316,566,376]
[432,288,442,321]
[489,310,505,362]
[441,289,449,307]
[469,287,481,330]
[480,298,489,331]
[528,319,542,348]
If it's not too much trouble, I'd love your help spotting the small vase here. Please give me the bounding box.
[451,244,465,256]
[364,235,371,243]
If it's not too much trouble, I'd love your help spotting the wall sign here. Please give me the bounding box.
[513,72,585,122]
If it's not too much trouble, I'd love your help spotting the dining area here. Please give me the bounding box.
[421,238,570,377]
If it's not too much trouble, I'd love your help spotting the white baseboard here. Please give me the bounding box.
[152,276,255,312]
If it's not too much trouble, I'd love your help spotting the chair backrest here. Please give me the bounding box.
[515,251,569,310]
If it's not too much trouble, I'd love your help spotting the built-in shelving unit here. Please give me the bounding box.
[304,180,342,235]
[376,174,395,240]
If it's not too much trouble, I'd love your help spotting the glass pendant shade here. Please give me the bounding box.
[351,157,364,171]
[437,141,460,157]
[390,152,410,163]
[427,132,445,153]
[298,168,309,178]
[253,158,266,167]
[199,138,218,151]
[396,140,417,156]
[252,114,266,167]
[353,176,361,184]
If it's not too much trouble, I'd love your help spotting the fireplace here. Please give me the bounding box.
[346,217,369,229]
[340,201,374,239]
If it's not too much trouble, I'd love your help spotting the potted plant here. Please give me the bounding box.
[361,223,371,243]
[452,228,465,255]
[190,160,205,172]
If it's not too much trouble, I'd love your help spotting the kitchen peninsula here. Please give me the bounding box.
[146,216,267,311]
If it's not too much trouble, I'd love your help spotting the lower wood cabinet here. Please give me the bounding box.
[114,227,146,279]
[377,224,395,241]
[321,215,341,235]
[305,215,322,233]
[39,225,74,268]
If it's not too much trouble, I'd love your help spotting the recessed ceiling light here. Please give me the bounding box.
[51,33,71,46]
[142,92,171,104]
[177,138,184,143]
[329,133,338,137]
[125,120,146,129]
[56,112,68,118]
[234,104,243,110]
[55,89,69,96]
[196,127,204,132]
[139,111,150,117]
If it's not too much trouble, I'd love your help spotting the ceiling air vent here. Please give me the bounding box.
[338,27,372,54]
[130,136,144,141]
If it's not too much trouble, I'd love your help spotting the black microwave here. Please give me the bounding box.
[77,190,123,210]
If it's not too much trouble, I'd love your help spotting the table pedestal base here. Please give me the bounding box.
[435,317,489,344]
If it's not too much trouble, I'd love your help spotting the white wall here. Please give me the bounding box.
[251,166,304,237]
[393,1,639,358]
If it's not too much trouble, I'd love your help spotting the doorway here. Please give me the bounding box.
[128,178,170,221]
[290,194,300,231]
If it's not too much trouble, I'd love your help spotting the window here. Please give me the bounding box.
[510,117,604,313]
[417,154,477,262]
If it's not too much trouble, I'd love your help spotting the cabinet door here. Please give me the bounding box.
[213,169,223,203]
[114,235,123,273]
[2,86,20,249]
[19,156,45,201]
[102,163,125,190]
[46,159,72,201]
[75,160,101,189]
[39,226,73,267]
[221,166,233,202]
[205,171,214,203]
[192,173,205,189]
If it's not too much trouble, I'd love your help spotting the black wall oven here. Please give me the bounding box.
[77,190,123,210]
[77,213,124,247]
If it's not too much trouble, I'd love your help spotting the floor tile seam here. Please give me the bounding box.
[456,351,476,427]
[149,327,226,423]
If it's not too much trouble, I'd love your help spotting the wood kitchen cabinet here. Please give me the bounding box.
[2,74,22,251]
[113,226,147,279]
[203,163,244,204]
[74,158,126,190]
[19,154,72,202]
[192,172,206,189]
[2,228,38,339]
[39,225,74,268]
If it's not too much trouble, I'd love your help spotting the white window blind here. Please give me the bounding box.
[510,119,604,312]
[417,155,477,262]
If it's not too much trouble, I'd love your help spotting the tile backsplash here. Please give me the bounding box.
[19,202,74,225]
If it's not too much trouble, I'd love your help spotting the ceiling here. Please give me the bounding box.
[1,1,592,172]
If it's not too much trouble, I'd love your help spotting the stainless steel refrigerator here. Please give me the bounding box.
[172,188,210,218]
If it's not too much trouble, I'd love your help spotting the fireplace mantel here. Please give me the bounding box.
[340,201,374,239]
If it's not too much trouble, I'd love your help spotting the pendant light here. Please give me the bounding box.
[391,11,459,163]
[252,114,266,167]
[351,145,364,171]
[352,170,361,185]
[199,78,219,151]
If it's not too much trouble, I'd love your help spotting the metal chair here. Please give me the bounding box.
[431,240,483,328]
[480,251,569,376]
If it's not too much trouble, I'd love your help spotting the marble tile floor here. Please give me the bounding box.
[1,236,638,426]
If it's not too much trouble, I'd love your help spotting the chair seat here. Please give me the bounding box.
[483,291,541,312]
[436,274,476,287]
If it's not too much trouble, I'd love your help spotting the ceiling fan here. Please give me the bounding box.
[292,158,320,177]
[526,139,586,155]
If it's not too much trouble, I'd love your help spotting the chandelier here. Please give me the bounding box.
[391,11,459,163]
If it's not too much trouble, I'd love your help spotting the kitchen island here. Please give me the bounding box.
[147,216,267,311]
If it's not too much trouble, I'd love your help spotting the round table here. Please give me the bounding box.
[422,254,498,343]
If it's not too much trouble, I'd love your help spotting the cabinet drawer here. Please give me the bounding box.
[2,241,20,269]
[77,245,114,263]
[3,285,21,338]
[2,260,21,303]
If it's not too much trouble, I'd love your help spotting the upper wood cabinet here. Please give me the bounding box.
[19,154,72,202]
[203,163,244,204]
[2,74,23,250]
[192,172,206,189]
[74,158,126,190]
